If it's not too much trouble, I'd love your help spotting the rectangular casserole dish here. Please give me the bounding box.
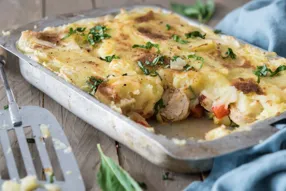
[0,5,284,173]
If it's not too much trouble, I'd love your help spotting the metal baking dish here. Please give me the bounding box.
[0,5,284,173]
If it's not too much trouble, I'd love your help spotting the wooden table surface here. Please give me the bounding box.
[0,0,249,190]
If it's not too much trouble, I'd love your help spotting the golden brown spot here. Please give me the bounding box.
[232,78,264,95]
[37,32,60,44]
[137,27,167,40]
[83,61,98,66]
[135,11,154,22]
[97,83,120,102]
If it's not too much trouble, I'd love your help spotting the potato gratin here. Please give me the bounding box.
[17,9,286,140]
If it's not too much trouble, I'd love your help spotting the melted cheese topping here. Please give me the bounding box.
[17,9,286,139]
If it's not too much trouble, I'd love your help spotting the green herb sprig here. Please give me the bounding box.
[97,144,142,191]
[87,25,111,45]
[185,31,206,39]
[222,48,236,59]
[166,24,171,30]
[172,35,189,44]
[132,41,160,53]
[253,64,286,83]
[62,27,86,40]
[171,0,215,23]
[87,76,104,95]
[188,54,204,69]
[137,61,161,78]
[100,55,120,62]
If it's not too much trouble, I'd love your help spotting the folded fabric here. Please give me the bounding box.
[185,0,286,190]
[216,0,286,57]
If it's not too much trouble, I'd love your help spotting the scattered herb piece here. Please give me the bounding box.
[183,64,193,71]
[49,172,55,183]
[214,29,222,34]
[170,0,215,23]
[100,55,120,62]
[122,73,128,76]
[62,27,86,39]
[132,41,160,53]
[138,61,150,75]
[87,76,104,95]
[97,144,142,191]
[185,31,206,39]
[188,54,204,69]
[270,65,286,77]
[87,25,111,45]
[172,34,189,44]
[166,24,171,30]
[172,55,180,61]
[253,64,286,83]
[222,48,236,59]
[149,55,165,66]
[3,105,8,110]
[189,86,197,100]
[26,138,35,144]
[162,172,173,181]
[154,99,165,114]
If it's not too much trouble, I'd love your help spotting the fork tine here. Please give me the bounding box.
[47,119,84,190]
[30,124,54,181]
[14,127,36,176]
[0,130,19,180]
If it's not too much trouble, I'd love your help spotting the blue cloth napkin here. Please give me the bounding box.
[185,0,286,190]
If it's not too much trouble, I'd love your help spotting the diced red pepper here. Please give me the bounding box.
[212,105,230,119]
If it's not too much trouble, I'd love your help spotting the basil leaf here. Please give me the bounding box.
[166,24,171,30]
[97,144,142,191]
[185,31,206,39]
[132,41,160,53]
[170,0,215,23]
[100,55,120,62]
[222,48,236,59]
[172,34,189,44]
[87,76,103,95]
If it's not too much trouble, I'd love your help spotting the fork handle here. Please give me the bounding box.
[0,47,22,126]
